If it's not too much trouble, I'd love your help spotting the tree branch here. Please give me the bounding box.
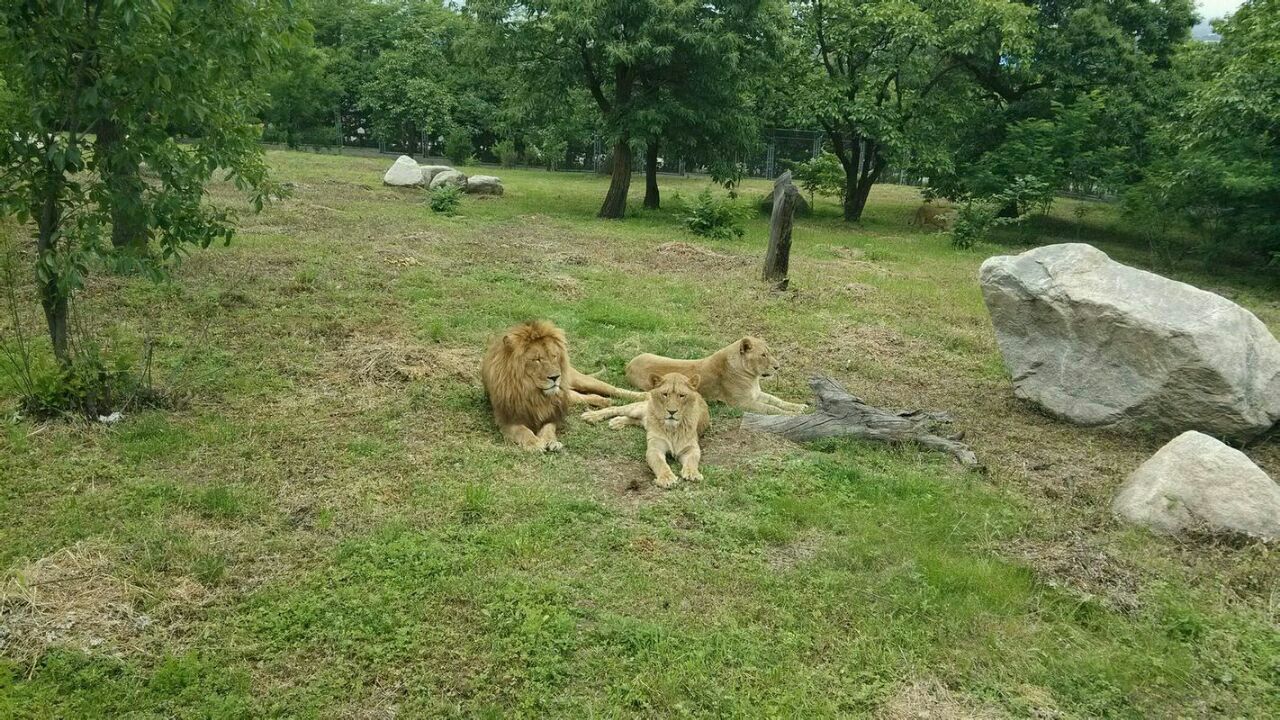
[743,375,980,468]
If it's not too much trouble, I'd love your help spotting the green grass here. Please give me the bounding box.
[1,151,1277,718]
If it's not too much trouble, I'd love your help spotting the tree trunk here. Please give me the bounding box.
[97,119,148,254]
[843,170,869,222]
[743,375,980,468]
[842,152,886,223]
[598,136,632,219]
[763,171,799,289]
[643,140,660,210]
[36,189,70,368]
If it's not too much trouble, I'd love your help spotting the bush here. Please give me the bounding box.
[429,184,462,215]
[3,333,167,420]
[681,188,745,240]
[493,139,519,168]
[948,175,1049,249]
[444,129,473,165]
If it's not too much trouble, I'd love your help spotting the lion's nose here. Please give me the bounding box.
[548,374,560,382]
[667,410,677,417]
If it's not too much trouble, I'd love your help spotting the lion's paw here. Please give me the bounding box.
[680,468,703,482]
[607,416,631,430]
[580,410,606,422]
[543,440,565,453]
[654,470,679,488]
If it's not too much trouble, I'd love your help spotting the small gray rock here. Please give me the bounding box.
[465,175,504,195]
[428,169,466,190]
[420,165,454,184]
[382,155,423,186]
[980,243,1280,441]
[1113,431,1280,540]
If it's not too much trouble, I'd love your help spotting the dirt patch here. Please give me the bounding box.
[765,532,823,571]
[654,242,749,271]
[1,543,150,662]
[1003,533,1144,614]
[703,426,788,471]
[583,455,652,497]
[550,274,584,299]
[338,337,479,386]
[813,323,936,369]
[878,679,1008,720]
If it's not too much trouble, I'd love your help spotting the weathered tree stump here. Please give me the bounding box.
[762,171,798,289]
[742,375,980,468]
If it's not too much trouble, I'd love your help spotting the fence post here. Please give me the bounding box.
[812,134,822,159]
[765,142,776,180]
[335,109,342,153]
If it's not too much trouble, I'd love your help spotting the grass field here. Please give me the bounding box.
[2,150,1277,718]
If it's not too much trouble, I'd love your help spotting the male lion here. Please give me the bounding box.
[582,372,709,488]
[909,202,952,231]
[481,320,644,452]
[625,336,805,415]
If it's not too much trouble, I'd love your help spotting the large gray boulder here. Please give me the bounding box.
[1112,431,1280,540]
[383,155,424,186]
[429,169,466,190]
[420,165,454,184]
[980,243,1280,440]
[464,175,503,196]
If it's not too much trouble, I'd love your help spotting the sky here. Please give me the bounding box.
[1198,0,1243,19]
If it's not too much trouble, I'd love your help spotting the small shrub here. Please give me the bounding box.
[949,202,1000,250]
[429,184,462,215]
[791,151,846,204]
[681,188,745,241]
[17,344,165,420]
[444,128,473,165]
[493,139,519,168]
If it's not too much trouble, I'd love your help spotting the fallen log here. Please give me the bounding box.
[742,375,980,468]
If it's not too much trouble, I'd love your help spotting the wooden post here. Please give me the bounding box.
[762,170,798,289]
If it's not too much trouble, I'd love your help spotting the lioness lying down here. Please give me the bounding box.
[481,320,646,452]
[582,372,709,488]
[625,336,805,415]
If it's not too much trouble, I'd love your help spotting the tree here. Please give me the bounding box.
[632,2,778,209]
[262,43,343,148]
[926,0,1196,207]
[473,0,772,219]
[783,0,1032,221]
[0,0,295,369]
[1127,0,1280,265]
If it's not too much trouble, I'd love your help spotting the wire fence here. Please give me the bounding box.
[261,122,933,185]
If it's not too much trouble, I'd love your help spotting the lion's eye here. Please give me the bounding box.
[679,393,687,399]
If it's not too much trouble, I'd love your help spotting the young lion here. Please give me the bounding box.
[481,320,644,452]
[582,372,709,488]
[909,202,952,231]
[625,336,805,415]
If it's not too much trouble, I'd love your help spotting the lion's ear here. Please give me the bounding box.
[740,337,752,353]
[687,373,700,390]
[503,333,517,351]
[649,373,664,389]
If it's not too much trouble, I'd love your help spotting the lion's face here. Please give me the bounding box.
[735,336,781,380]
[500,321,570,397]
[519,340,567,395]
[648,373,701,426]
